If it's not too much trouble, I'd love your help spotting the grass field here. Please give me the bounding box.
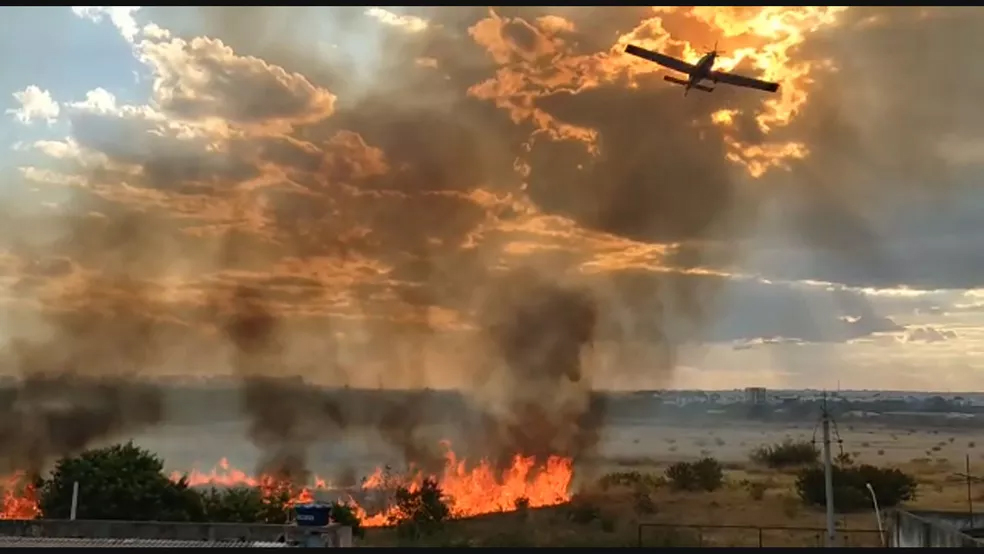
[127,418,984,547]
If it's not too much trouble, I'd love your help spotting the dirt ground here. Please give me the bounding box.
[354,421,984,547]
[128,419,984,547]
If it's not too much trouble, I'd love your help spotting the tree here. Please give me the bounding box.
[665,458,723,492]
[795,463,917,512]
[750,440,819,469]
[36,442,205,521]
[389,478,451,539]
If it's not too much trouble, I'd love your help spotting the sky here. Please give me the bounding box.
[2,6,984,392]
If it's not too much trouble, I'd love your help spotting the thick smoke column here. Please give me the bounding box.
[220,286,337,484]
[469,268,603,469]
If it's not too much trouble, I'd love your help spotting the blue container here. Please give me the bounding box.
[294,503,332,527]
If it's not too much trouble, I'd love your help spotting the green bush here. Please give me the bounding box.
[389,478,451,539]
[665,458,723,492]
[200,486,267,523]
[795,464,917,512]
[198,485,293,524]
[35,442,205,522]
[34,442,368,536]
[750,440,819,469]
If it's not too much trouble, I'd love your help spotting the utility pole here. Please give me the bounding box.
[967,454,974,519]
[953,454,979,519]
[821,395,836,547]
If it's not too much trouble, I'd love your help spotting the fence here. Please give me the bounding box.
[888,510,984,547]
[637,522,884,547]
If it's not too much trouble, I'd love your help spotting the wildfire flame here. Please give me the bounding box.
[351,449,573,527]
[1,472,39,520]
[0,443,573,526]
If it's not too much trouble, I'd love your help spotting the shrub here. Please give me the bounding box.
[36,442,204,522]
[514,496,530,521]
[567,494,601,525]
[633,489,658,514]
[795,464,917,512]
[389,477,451,538]
[665,458,723,492]
[200,486,277,524]
[597,471,664,491]
[600,514,616,533]
[329,502,365,539]
[750,440,819,469]
[747,481,768,501]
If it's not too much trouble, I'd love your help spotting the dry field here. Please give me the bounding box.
[127,419,984,547]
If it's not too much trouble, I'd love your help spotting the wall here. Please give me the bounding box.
[0,519,352,547]
[888,510,984,548]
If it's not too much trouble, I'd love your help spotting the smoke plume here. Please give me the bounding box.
[3,5,981,475]
[467,268,603,469]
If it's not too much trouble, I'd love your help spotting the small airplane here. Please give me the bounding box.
[624,42,780,96]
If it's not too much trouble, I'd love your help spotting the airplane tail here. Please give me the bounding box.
[663,75,713,93]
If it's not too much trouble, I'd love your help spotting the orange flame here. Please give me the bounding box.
[0,443,574,526]
[350,447,574,527]
[1,472,39,520]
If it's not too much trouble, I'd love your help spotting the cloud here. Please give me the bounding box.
[7,86,60,125]
[136,35,337,130]
[71,6,142,43]
[4,6,984,400]
[901,326,957,343]
[365,7,430,33]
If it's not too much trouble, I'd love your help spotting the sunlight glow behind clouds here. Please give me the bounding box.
[1,6,983,391]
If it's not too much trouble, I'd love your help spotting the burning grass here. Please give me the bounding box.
[0,441,573,525]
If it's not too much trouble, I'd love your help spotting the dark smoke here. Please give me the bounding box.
[469,268,603,469]
[219,285,348,484]
[7,5,972,483]
[0,373,162,475]
[0,267,168,474]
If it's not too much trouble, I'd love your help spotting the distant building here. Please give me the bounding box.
[744,387,768,405]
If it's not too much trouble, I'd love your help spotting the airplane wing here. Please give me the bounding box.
[624,44,696,75]
[710,70,780,93]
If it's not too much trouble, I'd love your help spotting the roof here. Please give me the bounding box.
[0,537,288,548]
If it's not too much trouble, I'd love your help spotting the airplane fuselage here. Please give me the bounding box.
[685,52,717,95]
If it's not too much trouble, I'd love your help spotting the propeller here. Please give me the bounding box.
[703,40,727,56]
